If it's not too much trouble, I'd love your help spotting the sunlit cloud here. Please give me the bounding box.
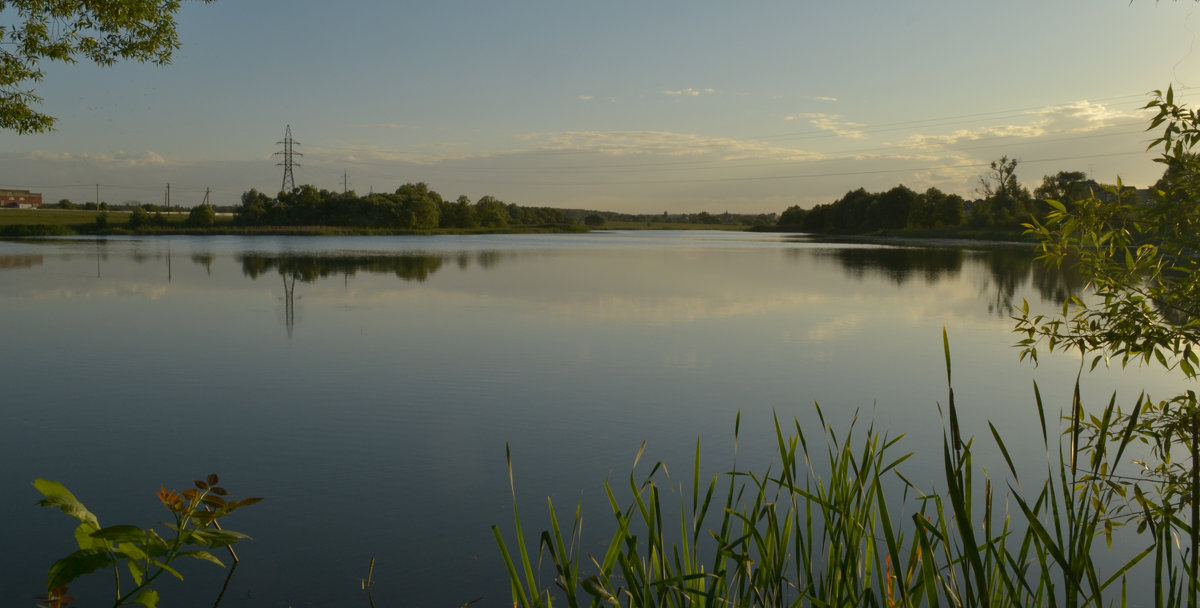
[896,100,1142,151]
[663,87,715,97]
[578,95,594,101]
[784,113,867,139]
[520,130,826,161]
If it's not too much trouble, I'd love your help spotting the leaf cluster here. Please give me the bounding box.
[33,473,261,608]
[0,0,212,133]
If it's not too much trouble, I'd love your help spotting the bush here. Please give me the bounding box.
[187,204,216,228]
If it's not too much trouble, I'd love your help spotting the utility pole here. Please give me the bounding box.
[95,184,99,207]
[275,125,301,193]
[343,170,348,196]
[165,183,170,210]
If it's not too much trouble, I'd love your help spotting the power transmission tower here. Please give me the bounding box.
[275,124,302,193]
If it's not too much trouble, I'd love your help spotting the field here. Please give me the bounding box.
[0,208,128,227]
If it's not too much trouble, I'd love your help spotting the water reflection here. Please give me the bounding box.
[0,255,42,270]
[811,244,1085,317]
[237,253,451,283]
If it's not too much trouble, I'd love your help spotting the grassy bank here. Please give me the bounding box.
[0,209,590,237]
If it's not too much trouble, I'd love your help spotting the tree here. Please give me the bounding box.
[973,156,1033,227]
[583,214,606,227]
[777,204,806,227]
[1034,170,1090,203]
[1015,86,1200,605]
[187,203,215,227]
[2,0,212,134]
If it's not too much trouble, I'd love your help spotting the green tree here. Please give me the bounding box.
[583,213,606,227]
[2,0,212,134]
[187,203,215,227]
[777,204,806,227]
[1034,170,1090,203]
[475,195,509,228]
[128,207,150,229]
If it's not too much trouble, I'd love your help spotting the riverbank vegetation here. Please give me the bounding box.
[772,159,1145,241]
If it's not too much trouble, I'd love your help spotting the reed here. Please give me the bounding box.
[494,330,1190,607]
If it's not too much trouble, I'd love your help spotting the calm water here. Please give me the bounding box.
[0,231,1187,606]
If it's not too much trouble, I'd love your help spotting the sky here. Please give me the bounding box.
[5,0,1200,214]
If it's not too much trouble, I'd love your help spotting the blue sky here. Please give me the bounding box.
[5,0,1200,213]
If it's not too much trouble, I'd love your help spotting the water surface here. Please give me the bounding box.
[0,231,1184,606]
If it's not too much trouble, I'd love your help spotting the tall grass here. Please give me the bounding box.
[494,331,1191,607]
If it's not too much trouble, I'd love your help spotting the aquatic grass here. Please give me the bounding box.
[495,330,1191,607]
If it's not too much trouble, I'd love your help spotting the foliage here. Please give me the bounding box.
[33,474,261,608]
[1,0,212,134]
[1014,84,1200,606]
[583,214,606,227]
[186,203,215,228]
[495,331,1168,607]
[788,185,966,234]
[234,183,571,230]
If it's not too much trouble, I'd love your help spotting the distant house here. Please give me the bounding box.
[0,189,42,209]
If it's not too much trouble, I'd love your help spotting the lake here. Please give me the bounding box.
[0,231,1187,607]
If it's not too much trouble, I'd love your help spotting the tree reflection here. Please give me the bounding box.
[233,252,508,338]
[820,246,964,285]
[237,253,449,283]
[805,244,1085,316]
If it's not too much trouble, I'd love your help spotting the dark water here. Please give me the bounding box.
[0,231,1184,607]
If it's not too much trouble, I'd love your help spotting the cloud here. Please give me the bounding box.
[578,95,594,101]
[27,150,167,167]
[521,130,825,161]
[896,100,1141,151]
[358,123,416,130]
[663,88,715,97]
[784,113,867,139]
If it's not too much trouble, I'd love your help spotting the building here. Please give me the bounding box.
[0,189,42,209]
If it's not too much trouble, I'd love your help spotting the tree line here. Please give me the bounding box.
[776,158,1138,234]
[235,183,573,230]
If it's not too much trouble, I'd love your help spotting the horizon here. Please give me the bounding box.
[2,1,1198,214]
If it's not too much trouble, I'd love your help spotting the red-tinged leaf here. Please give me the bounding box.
[206,474,219,486]
[193,479,209,490]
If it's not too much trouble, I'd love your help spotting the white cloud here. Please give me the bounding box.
[27,150,167,167]
[578,95,594,101]
[784,113,867,139]
[663,88,715,97]
[522,130,824,161]
[896,100,1142,151]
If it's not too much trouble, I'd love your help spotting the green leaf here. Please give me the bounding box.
[46,548,116,590]
[126,556,146,586]
[33,479,99,527]
[188,528,250,548]
[92,525,148,543]
[73,521,108,551]
[129,588,160,608]
[179,549,225,568]
[149,559,185,581]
